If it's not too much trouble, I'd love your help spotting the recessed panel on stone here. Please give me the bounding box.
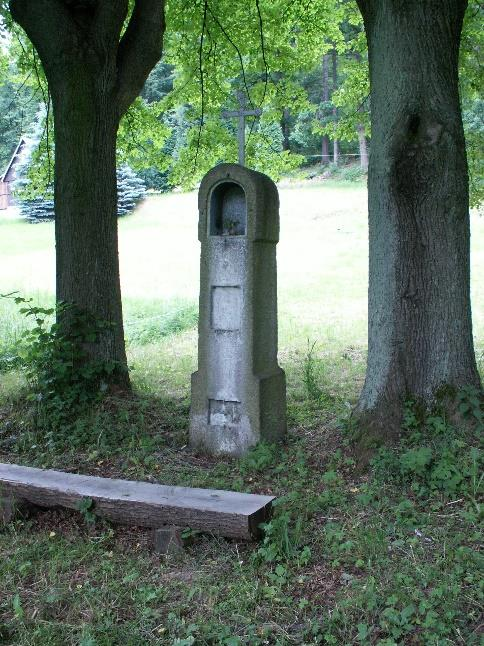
[209,399,241,426]
[211,286,241,331]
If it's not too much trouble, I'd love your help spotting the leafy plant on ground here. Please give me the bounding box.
[238,442,281,474]
[2,294,121,437]
[338,164,367,182]
[457,385,484,431]
[76,497,96,525]
[371,396,483,501]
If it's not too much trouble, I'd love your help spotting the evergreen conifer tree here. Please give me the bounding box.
[15,124,146,220]
[116,164,146,216]
[13,107,55,222]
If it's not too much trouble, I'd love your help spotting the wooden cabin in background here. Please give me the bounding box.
[0,138,26,210]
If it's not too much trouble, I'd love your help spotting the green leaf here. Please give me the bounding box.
[12,593,24,620]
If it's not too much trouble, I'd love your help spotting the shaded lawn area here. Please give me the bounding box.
[0,182,482,644]
[0,396,481,645]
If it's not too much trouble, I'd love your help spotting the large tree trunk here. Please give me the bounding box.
[357,123,368,171]
[10,0,165,386]
[355,0,481,444]
[281,108,291,151]
[321,55,330,164]
[331,48,338,165]
[52,75,127,374]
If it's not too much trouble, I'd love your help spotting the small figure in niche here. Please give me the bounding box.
[210,182,247,236]
[221,185,246,235]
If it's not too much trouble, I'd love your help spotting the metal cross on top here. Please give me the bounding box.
[222,91,262,166]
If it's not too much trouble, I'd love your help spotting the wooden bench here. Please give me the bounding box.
[0,462,274,552]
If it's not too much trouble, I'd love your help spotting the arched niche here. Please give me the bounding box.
[209,181,247,236]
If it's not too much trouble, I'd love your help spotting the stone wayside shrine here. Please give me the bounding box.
[0,167,283,550]
[190,163,287,456]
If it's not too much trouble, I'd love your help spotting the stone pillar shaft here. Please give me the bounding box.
[190,164,286,456]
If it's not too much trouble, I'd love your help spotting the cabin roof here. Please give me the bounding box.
[1,137,26,183]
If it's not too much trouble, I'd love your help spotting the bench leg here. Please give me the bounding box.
[152,526,190,555]
[0,496,34,525]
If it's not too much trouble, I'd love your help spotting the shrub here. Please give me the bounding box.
[19,197,55,222]
[7,295,121,430]
[16,163,146,221]
[339,164,367,182]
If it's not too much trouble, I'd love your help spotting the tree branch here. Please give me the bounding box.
[90,0,128,50]
[9,0,77,68]
[355,0,369,12]
[10,1,129,78]
[116,0,165,117]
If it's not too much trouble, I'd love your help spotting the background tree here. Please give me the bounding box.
[116,164,146,216]
[0,57,37,169]
[13,114,147,220]
[3,1,367,198]
[6,0,165,386]
[321,54,331,163]
[354,0,482,446]
[162,0,345,186]
[13,108,55,221]
[459,0,484,208]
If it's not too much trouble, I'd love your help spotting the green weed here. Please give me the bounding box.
[2,294,122,434]
[303,340,323,401]
[371,397,483,500]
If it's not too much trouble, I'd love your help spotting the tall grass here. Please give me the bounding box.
[1,183,483,393]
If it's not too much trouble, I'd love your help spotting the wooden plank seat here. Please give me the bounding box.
[0,462,274,541]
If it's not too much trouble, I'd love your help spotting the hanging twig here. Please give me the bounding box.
[205,1,254,108]
[255,0,269,107]
[193,0,209,170]
[3,70,33,116]
[246,0,270,149]
[28,45,53,192]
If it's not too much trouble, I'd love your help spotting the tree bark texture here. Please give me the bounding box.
[9,0,165,382]
[356,0,481,442]
[321,55,330,164]
[357,123,369,171]
[331,48,338,165]
[281,108,291,151]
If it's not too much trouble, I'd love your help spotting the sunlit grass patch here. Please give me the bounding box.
[124,298,198,347]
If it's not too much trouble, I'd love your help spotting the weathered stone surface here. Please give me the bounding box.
[190,163,287,456]
[211,286,242,330]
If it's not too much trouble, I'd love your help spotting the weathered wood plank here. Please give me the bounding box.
[0,463,274,539]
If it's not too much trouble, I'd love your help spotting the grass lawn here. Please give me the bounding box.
[0,181,482,645]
